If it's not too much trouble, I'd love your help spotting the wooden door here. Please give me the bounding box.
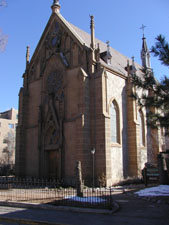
[48,150,59,179]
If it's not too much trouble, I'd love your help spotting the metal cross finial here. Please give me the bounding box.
[140,24,146,37]
[53,0,60,5]
[90,14,94,26]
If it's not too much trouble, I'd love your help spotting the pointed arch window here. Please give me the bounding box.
[138,110,145,146]
[110,100,120,143]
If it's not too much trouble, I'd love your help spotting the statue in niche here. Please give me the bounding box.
[47,128,59,146]
[44,117,60,149]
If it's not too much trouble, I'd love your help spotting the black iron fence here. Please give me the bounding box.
[0,177,113,210]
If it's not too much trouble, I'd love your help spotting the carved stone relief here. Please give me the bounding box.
[40,69,65,155]
[35,58,40,79]
[43,101,62,151]
[29,64,35,81]
[40,56,46,77]
[45,125,59,146]
[47,71,64,101]
[45,21,62,53]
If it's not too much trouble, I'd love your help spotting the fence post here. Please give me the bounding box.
[109,188,113,210]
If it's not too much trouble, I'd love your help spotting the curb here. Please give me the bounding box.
[0,216,69,225]
[0,200,120,215]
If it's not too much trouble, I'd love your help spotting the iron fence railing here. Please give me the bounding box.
[0,177,113,210]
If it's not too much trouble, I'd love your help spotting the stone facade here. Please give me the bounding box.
[15,2,165,186]
[0,108,18,165]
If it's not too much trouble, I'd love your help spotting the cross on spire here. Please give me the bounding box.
[53,0,59,5]
[140,24,146,37]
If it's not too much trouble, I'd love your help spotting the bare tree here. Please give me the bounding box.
[0,29,8,52]
[0,0,7,7]
[2,130,15,166]
[0,0,8,52]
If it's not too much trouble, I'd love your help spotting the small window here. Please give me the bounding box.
[8,123,14,129]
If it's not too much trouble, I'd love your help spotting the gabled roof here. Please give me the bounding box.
[57,13,85,46]
[28,11,143,78]
[69,21,143,77]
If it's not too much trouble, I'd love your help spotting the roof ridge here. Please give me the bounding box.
[68,22,142,72]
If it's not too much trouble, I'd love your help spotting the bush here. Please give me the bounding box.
[0,164,15,176]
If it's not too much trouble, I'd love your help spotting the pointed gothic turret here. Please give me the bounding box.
[26,46,30,70]
[90,15,95,49]
[106,41,112,65]
[100,41,112,65]
[131,56,136,74]
[51,0,61,14]
[141,35,151,69]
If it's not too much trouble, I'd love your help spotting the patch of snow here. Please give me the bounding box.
[135,185,169,197]
[65,196,106,203]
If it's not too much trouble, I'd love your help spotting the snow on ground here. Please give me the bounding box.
[135,185,169,197]
[65,196,106,202]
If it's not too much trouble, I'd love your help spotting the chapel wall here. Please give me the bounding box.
[25,127,39,177]
[105,71,127,184]
[94,74,106,179]
[64,68,82,179]
[27,80,41,126]
[21,80,42,177]
[64,68,91,181]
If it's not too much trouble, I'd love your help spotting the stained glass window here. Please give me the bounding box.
[110,102,117,142]
[138,110,145,146]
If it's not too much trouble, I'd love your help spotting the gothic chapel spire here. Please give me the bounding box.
[140,25,151,69]
[26,46,30,70]
[90,15,95,49]
[51,0,61,14]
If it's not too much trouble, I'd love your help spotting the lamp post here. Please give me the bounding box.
[91,147,95,192]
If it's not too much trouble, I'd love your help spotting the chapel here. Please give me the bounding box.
[15,0,165,186]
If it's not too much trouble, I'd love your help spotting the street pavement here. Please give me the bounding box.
[0,190,168,225]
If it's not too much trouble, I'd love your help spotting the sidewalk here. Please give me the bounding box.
[0,184,169,213]
[0,185,168,225]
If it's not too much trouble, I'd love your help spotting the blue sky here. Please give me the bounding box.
[0,0,169,112]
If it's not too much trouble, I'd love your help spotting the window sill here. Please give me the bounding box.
[110,143,121,148]
[139,145,146,150]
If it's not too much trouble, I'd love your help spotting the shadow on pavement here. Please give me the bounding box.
[0,189,168,225]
